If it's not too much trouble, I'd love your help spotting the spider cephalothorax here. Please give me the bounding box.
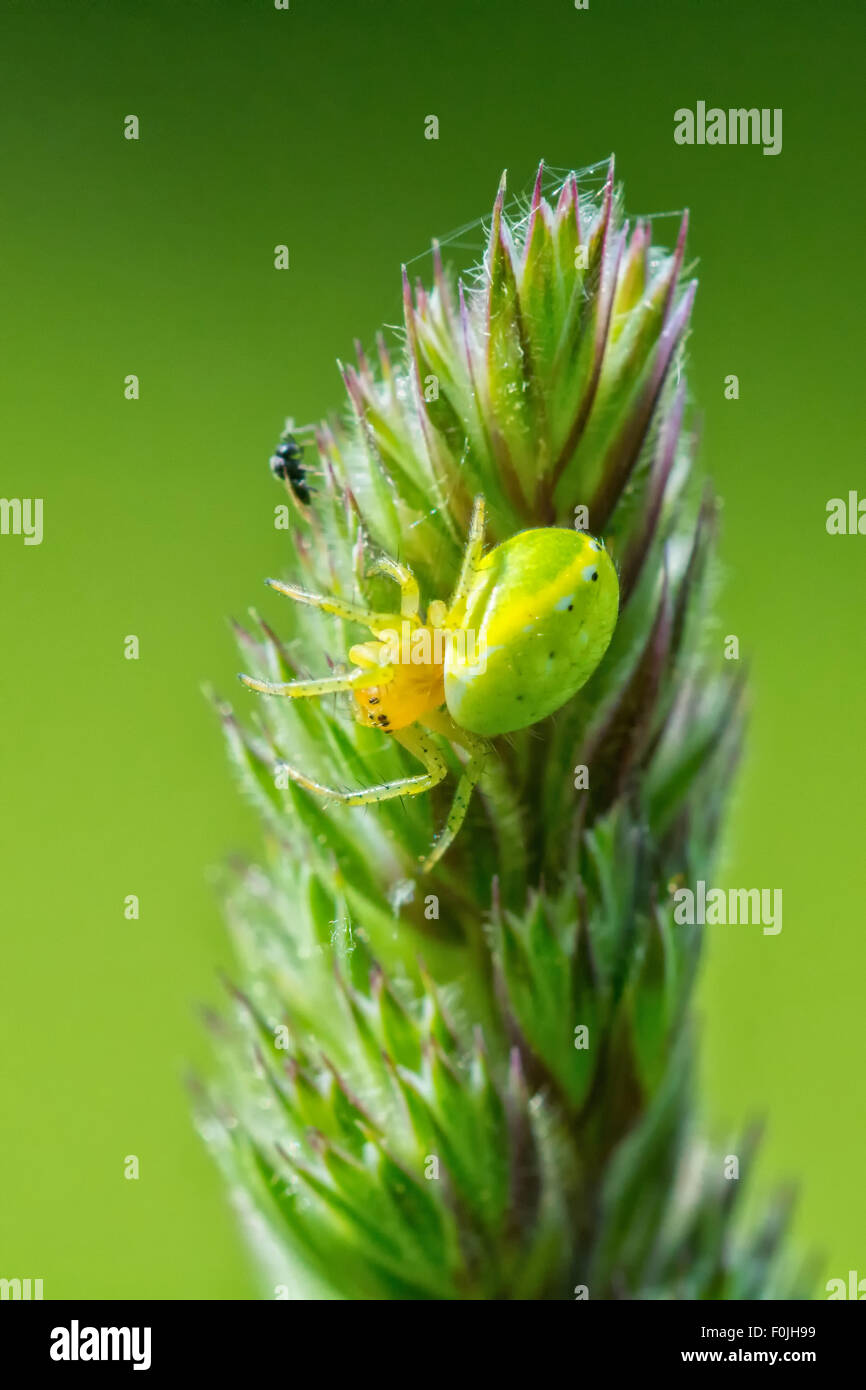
[240,496,618,870]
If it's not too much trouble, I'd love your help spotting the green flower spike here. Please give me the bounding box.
[197,160,805,1301]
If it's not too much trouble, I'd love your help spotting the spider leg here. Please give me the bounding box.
[276,723,447,805]
[445,494,486,623]
[367,557,420,621]
[418,710,490,871]
[238,665,394,699]
[265,578,406,634]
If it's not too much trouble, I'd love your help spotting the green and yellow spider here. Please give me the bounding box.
[240,496,619,871]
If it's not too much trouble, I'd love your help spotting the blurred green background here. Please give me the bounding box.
[1,0,863,1298]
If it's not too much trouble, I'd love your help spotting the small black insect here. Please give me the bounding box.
[269,435,313,505]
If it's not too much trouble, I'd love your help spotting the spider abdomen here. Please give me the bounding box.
[444,528,619,737]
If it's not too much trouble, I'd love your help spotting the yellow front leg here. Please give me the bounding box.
[265,578,409,633]
[276,723,448,806]
[445,494,486,624]
[238,665,394,699]
[367,557,421,620]
[419,709,490,871]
